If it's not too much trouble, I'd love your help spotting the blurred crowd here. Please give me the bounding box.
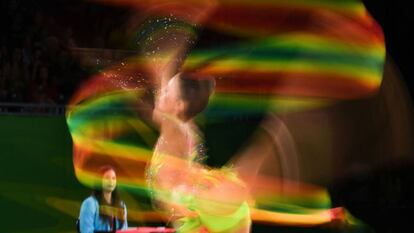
[0,0,129,107]
[0,0,87,105]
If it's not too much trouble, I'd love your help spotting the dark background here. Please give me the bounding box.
[363,0,413,97]
[0,0,413,233]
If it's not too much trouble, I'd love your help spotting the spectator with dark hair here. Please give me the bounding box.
[27,65,54,104]
[79,166,128,233]
[0,53,9,102]
[9,47,25,102]
[37,65,58,103]
[21,35,33,68]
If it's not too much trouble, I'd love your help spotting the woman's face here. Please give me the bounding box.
[102,169,117,193]
[155,76,183,116]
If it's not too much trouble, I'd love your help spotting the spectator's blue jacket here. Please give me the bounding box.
[79,196,128,233]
